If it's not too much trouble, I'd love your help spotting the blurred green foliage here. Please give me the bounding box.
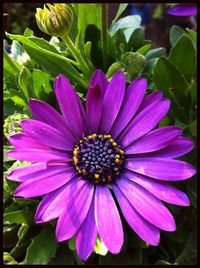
[3,3,196,265]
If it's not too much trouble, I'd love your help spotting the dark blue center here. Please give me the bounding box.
[73,134,124,184]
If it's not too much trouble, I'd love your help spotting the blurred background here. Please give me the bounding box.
[3,3,196,53]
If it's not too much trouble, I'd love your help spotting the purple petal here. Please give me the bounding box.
[167,4,197,16]
[116,178,176,231]
[6,163,47,182]
[29,99,76,142]
[111,78,147,139]
[126,157,196,181]
[76,198,98,261]
[21,119,74,151]
[136,90,163,115]
[35,176,83,223]
[143,137,195,158]
[86,84,104,133]
[124,170,190,206]
[6,149,70,163]
[100,72,126,134]
[8,133,50,150]
[54,75,87,139]
[112,184,160,246]
[86,70,108,134]
[125,126,182,154]
[119,99,170,148]
[56,181,94,242]
[89,69,108,94]
[14,165,74,198]
[95,185,123,254]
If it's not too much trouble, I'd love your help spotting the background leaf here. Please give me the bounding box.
[169,34,196,82]
[109,15,141,42]
[24,226,58,264]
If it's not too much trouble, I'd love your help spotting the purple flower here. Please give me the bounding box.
[167,4,197,16]
[6,70,196,261]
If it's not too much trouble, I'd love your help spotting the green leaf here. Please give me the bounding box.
[155,260,172,265]
[7,89,27,107]
[153,57,189,123]
[4,49,20,75]
[189,79,197,105]
[4,252,18,265]
[18,66,35,101]
[189,120,197,137]
[136,44,151,55]
[6,33,88,89]
[94,237,108,256]
[4,210,34,224]
[4,99,23,116]
[10,224,30,258]
[127,27,144,51]
[4,146,14,162]
[111,4,128,26]
[170,25,186,47]
[158,116,170,127]
[68,236,76,251]
[84,41,92,61]
[85,25,103,69]
[145,47,166,60]
[24,227,58,264]
[3,50,19,90]
[77,4,101,44]
[169,34,196,82]
[186,28,197,45]
[23,28,34,37]
[32,69,53,100]
[109,15,141,42]
[28,36,59,54]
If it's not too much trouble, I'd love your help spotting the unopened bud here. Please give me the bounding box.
[35,4,73,37]
[4,113,29,139]
[106,62,125,79]
[123,52,145,79]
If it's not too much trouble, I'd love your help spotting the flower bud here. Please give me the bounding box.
[35,4,73,37]
[106,62,125,79]
[123,52,145,79]
[4,113,29,139]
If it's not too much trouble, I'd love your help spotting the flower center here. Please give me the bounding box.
[73,134,125,184]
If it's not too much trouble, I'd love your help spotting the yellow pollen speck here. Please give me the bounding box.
[95,174,100,179]
[115,154,120,159]
[73,150,78,156]
[112,142,117,146]
[115,159,120,164]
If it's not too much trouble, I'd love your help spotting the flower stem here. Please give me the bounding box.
[101,4,108,71]
[62,34,92,78]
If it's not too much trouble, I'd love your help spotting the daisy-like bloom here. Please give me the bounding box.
[167,4,197,16]
[6,70,196,261]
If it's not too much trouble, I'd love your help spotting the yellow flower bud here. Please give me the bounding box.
[35,4,73,37]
